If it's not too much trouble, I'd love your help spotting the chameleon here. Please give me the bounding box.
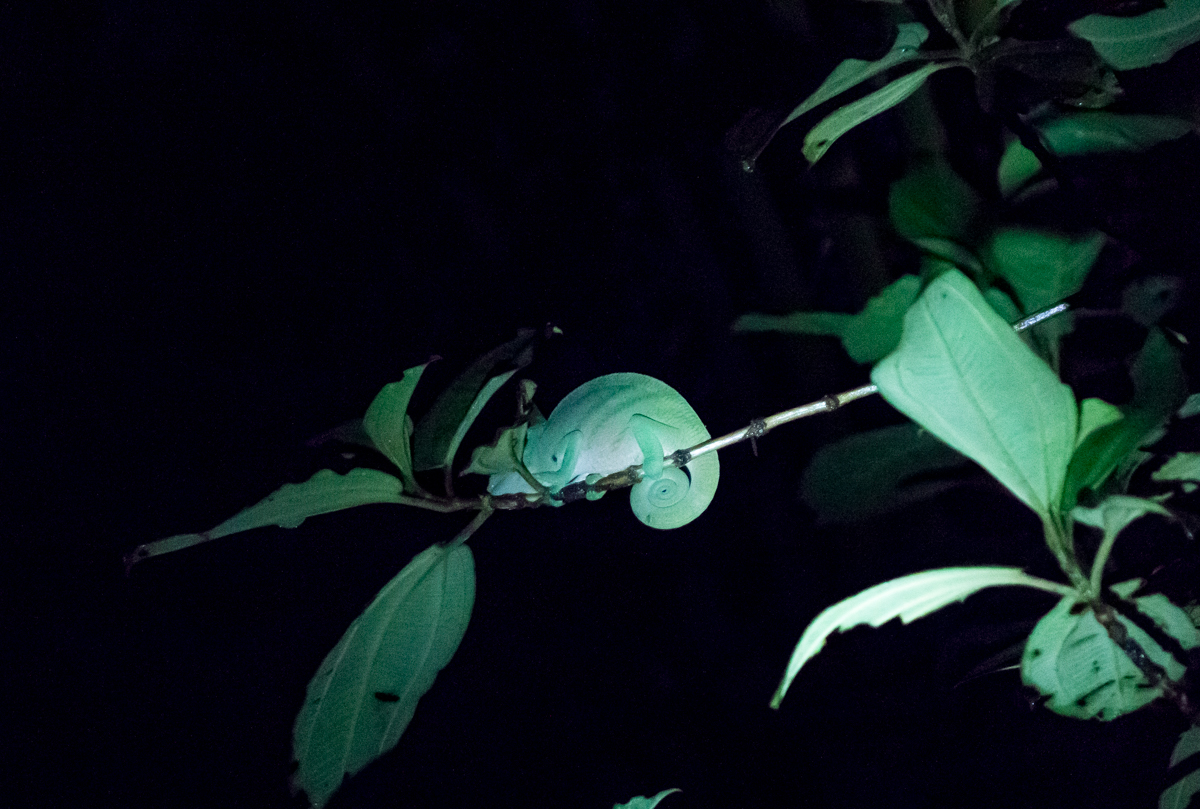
[487,372,719,529]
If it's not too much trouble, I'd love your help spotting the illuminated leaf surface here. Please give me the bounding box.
[463,422,529,478]
[733,275,919,363]
[1070,0,1200,70]
[998,113,1194,196]
[1153,452,1200,483]
[983,228,1105,314]
[782,23,929,128]
[1022,580,1199,720]
[772,566,1068,708]
[1073,494,1170,534]
[128,468,406,564]
[292,543,475,808]
[363,362,431,493]
[871,270,1077,517]
[804,62,957,164]
[1076,398,1123,449]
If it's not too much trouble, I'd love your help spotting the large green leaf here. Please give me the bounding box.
[1022,579,1199,720]
[732,275,920,364]
[411,328,543,472]
[363,362,432,493]
[1069,0,1200,70]
[771,566,1070,708]
[804,62,959,164]
[889,158,986,247]
[800,422,969,523]
[127,468,407,566]
[998,113,1194,196]
[292,542,475,808]
[871,270,1078,518]
[782,23,929,129]
[983,227,1105,314]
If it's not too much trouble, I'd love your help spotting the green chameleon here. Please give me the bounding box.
[487,373,719,528]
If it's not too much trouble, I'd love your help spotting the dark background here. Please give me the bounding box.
[7,1,1200,807]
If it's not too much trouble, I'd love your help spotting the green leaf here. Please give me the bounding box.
[732,275,920,363]
[772,566,1070,708]
[1021,579,1200,720]
[1178,392,1200,419]
[996,141,1045,198]
[911,237,985,275]
[871,270,1078,518]
[889,158,986,247]
[983,227,1106,314]
[128,469,407,565]
[429,369,520,476]
[1069,0,1200,70]
[1161,727,1200,809]
[998,113,1194,196]
[292,543,475,808]
[1063,329,1185,506]
[614,788,682,809]
[1076,397,1124,450]
[1129,327,1189,421]
[411,329,543,472]
[804,62,959,164]
[463,422,530,478]
[363,362,432,493]
[801,423,969,523]
[983,285,1022,323]
[782,23,930,129]
[1153,452,1200,483]
[1040,112,1192,153]
[1073,494,1171,533]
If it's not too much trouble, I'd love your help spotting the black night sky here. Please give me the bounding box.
[8,1,1200,807]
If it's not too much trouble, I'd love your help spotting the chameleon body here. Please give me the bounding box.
[488,373,719,529]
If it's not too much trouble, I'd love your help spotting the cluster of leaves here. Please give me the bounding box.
[734,0,1200,805]
[131,1,1200,807]
[127,326,609,808]
[740,0,1200,168]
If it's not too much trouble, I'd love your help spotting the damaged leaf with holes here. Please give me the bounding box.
[1021,580,1200,720]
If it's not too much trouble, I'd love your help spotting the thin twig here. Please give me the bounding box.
[675,300,1071,467]
[445,505,494,549]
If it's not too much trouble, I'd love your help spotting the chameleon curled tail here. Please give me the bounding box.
[630,450,719,529]
[623,408,719,529]
[487,373,720,529]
